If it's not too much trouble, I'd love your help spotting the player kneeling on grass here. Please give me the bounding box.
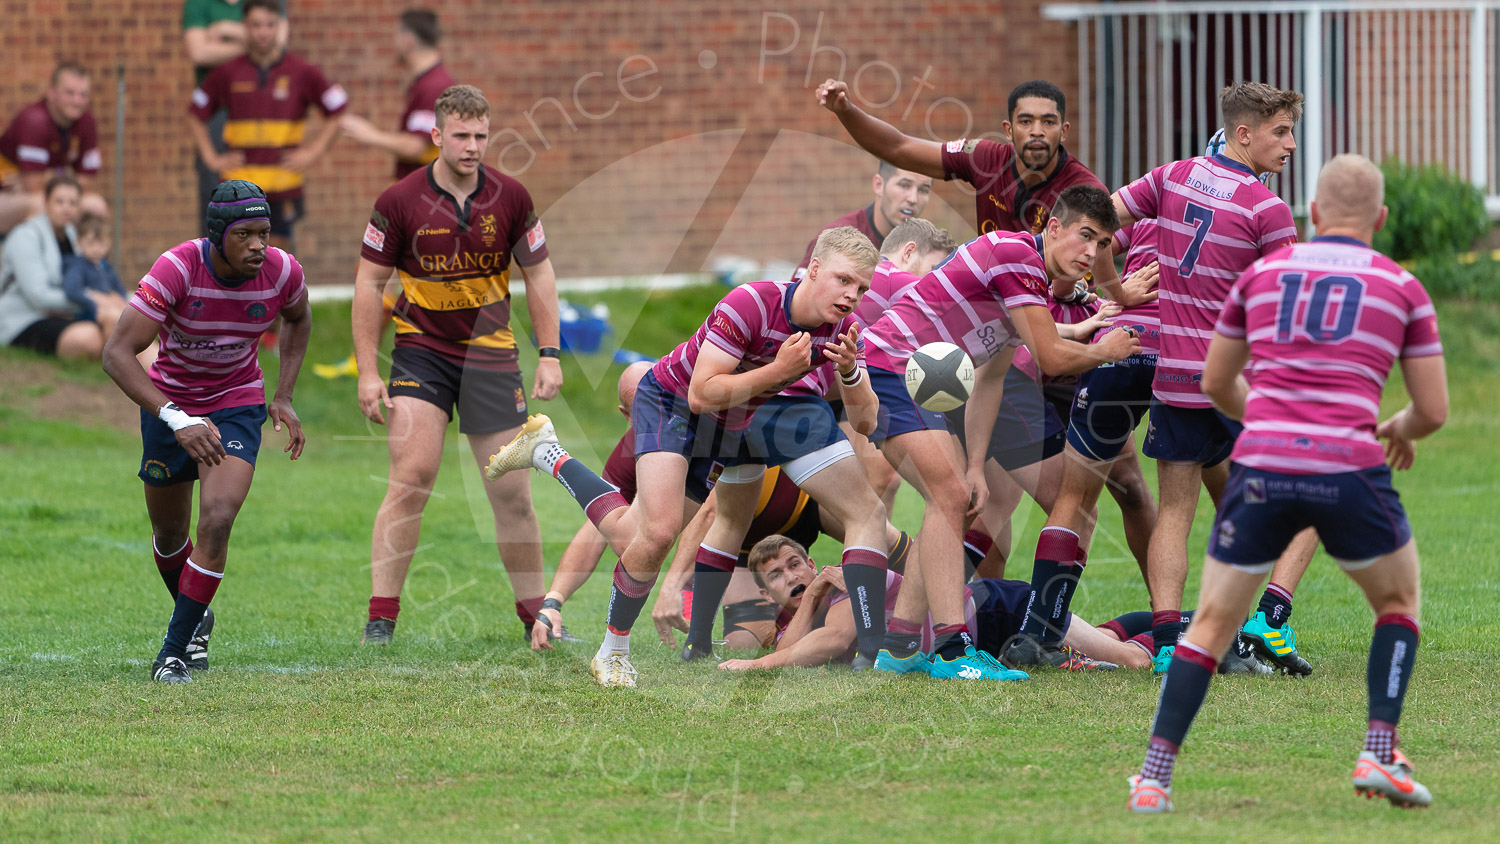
[1128,154,1447,813]
[101,180,310,685]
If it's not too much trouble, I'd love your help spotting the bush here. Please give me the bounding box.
[1411,254,1500,303]
[1372,158,1488,262]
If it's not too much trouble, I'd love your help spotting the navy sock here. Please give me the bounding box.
[153,536,192,600]
[158,560,220,661]
[841,547,889,660]
[1020,528,1080,642]
[1368,614,1420,726]
[881,616,923,658]
[933,623,972,660]
[1149,641,1219,747]
[605,561,656,636]
[553,456,627,528]
[1257,582,1294,628]
[1152,610,1183,654]
[685,546,736,648]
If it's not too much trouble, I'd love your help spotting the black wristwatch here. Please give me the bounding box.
[538,346,561,359]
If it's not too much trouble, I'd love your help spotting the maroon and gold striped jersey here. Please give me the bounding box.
[360,164,549,371]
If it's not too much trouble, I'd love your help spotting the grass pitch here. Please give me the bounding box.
[2,290,1498,842]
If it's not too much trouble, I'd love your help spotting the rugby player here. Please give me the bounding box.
[720,536,1270,674]
[485,227,889,687]
[816,78,1104,238]
[1094,82,1319,670]
[100,180,310,684]
[354,84,562,646]
[860,185,1140,681]
[1129,154,1447,812]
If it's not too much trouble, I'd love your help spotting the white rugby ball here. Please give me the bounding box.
[904,342,975,412]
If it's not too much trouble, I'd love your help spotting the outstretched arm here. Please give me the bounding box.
[815,79,946,179]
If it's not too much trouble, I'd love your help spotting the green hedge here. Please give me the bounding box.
[1412,254,1500,303]
[1372,158,1488,262]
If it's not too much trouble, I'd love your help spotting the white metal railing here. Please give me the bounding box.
[1042,1,1500,215]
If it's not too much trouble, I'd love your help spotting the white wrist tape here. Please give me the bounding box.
[159,402,208,433]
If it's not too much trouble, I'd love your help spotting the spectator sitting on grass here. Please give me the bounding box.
[0,175,106,360]
[62,212,126,323]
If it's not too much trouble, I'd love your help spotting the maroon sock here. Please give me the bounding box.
[178,560,223,605]
[153,535,193,599]
[369,595,400,622]
[516,596,544,626]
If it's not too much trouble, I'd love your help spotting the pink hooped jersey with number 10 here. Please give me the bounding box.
[1216,236,1442,475]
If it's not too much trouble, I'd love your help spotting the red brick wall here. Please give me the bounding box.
[0,1,1088,286]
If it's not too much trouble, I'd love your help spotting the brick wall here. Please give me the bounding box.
[1,1,1089,286]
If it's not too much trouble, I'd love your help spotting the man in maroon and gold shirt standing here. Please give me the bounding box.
[352,84,563,647]
[338,9,455,182]
[816,78,1105,236]
[188,0,347,251]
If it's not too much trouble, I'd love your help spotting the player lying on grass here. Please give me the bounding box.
[857,185,1143,682]
[486,227,893,687]
[526,362,912,652]
[1128,154,1448,813]
[719,536,1268,674]
[100,180,309,684]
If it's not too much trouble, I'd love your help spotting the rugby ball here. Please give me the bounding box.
[904,342,975,412]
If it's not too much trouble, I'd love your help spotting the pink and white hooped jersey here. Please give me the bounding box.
[1217,236,1442,475]
[1103,219,1163,355]
[1012,284,1099,383]
[863,231,1050,373]
[651,280,862,430]
[130,239,306,415]
[1117,154,1297,407]
[854,257,922,329]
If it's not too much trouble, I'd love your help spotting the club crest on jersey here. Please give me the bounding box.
[247,302,268,321]
[189,299,205,312]
[514,387,527,413]
[481,214,498,248]
[273,75,291,101]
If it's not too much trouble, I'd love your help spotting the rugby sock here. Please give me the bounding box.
[1366,614,1420,763]
[841,546,890,660]
[1019,527,1079,642]
[962,529,993,579]
[1142,641,1219,786]
[685,545,737,648]
[881,616,924,658]
[515,596,544,627]
[1152,609,1184,654]
[159,559,222,661]
[369,595,400,622]
[598,561,657,657]
[888,530,913,575]
[933,623,974,661]
[548,452,628,528]
[152,535,192,599]
[1257,582,1294,628]
[1106,610,1154,639]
